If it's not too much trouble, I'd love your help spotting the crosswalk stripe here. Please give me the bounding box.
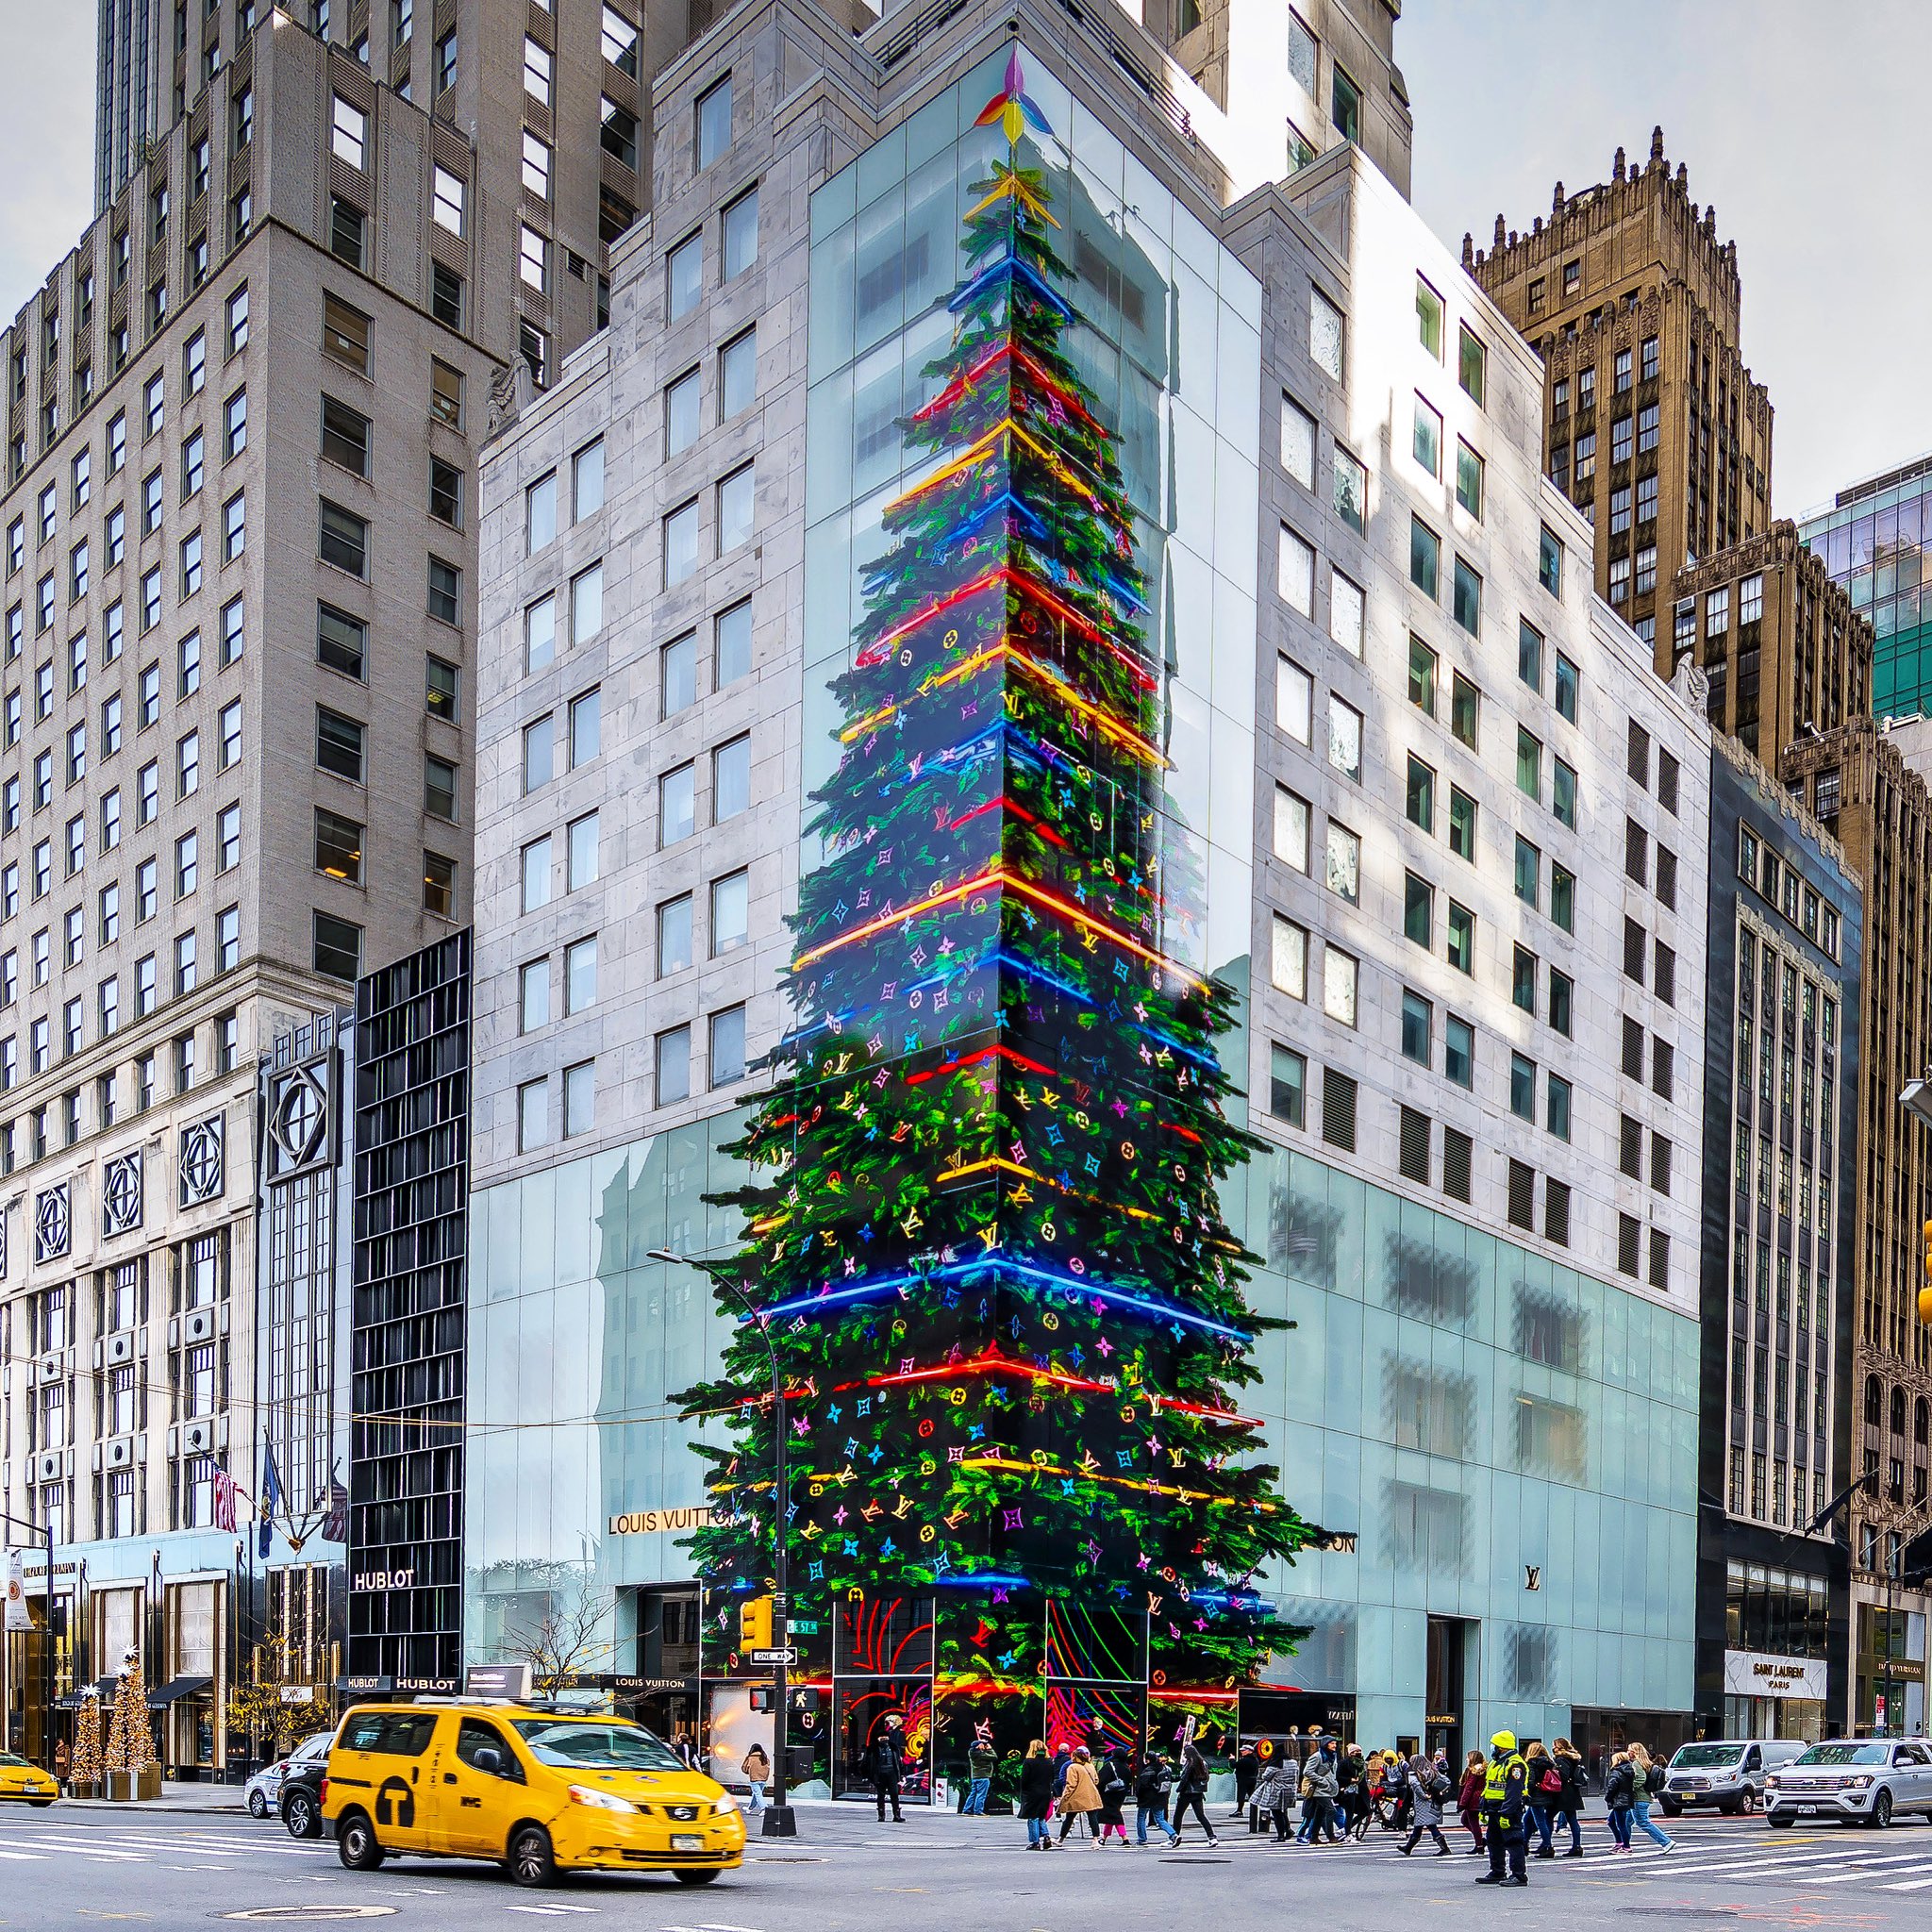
[1793,1854,1932,1883]
[1660,1848,1878,1876]
[0,1849,47,1860]
[1880,1874,1932,1890]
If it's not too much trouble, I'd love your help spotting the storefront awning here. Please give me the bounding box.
[146,1674,214,1707]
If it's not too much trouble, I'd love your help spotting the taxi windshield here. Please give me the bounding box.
[509,1720,685,1773]
[0,1752,29,1768]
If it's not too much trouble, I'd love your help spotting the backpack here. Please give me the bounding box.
[1428,1771,1453,1803]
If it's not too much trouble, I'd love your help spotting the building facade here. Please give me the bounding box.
[1671,525,1871,774]
[1468,130,1773,673]
[1782,722,1932,1733]
[1802,454,1932,724]
[1694,733,1860,1741]
[465,0,1707,1782]
[3,1,670,1767]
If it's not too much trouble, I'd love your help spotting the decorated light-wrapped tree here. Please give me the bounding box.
[71,1690,104,1791]
[682,55,1307,1701]
[106,1648,158,1783]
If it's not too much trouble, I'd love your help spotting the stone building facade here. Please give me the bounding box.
[1468,130,1774,673]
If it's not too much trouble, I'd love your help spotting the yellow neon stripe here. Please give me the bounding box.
[959,1454,1274,1511]
[964,173,1059,226]
[792,864,1205,991]
[935,1154,1163,1229]
[840,641,1164,766]
[885,415,1112,522]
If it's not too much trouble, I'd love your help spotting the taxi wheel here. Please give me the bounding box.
[672,1870,722,1887]
[338,1811,386,1871]
[507,1824,558,1889]
[29,1800,54,1809]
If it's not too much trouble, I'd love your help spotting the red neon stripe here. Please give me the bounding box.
[1160,1121,1205,1143]
[904,1042,1057,1088]
[843,1352,1114,1396]
[941,794,1071,849]
[856,568,1004,667]
[911,341,1103,431]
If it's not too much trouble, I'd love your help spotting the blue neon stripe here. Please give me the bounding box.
[754,1254,1250,1342]
[948,253,1075,321]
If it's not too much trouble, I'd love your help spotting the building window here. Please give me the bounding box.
[312,910,361,980]
[1269,1044,1306,1127]
[696,74,732,168]
[722,187,759,278]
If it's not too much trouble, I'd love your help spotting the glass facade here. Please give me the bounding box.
[1803,463,1932,719]
[803,47,1262,976]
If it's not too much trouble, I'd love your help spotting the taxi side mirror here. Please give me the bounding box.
[473,1747,504,1776]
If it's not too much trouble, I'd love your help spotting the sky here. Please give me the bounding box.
[0,2,1924,519]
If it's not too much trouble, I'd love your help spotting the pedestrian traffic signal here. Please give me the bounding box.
[1921,1221,1932,1323]
[740,1595,774,1652]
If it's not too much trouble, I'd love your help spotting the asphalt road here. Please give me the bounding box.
[7,1804,1932,1930]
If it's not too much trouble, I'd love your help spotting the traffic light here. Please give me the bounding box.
[739,1595,773,1652]
[1920,1221,1932,1324]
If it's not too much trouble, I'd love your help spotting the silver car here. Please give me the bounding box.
[242,1732,332,1819]
[1765,1738,1932,1828]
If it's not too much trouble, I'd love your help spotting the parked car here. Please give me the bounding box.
[1657,1738,1807,1815]
[0,1751,58,1807]
[1765,1738,1932,1828]
[247,1731,334,1819]
[280,1743,333,1840]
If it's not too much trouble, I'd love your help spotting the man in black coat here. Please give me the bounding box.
[869,1713,908,1823]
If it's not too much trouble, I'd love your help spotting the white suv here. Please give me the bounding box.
[1765,1739,1932,1828]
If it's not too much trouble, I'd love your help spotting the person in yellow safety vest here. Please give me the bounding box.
[1474,1731,1530,1888]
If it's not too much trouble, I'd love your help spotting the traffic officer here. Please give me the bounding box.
[1474,1729,1529,1887]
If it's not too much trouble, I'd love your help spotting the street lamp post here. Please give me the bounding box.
[3,1502,58,1770]
[648,1249,794,1839]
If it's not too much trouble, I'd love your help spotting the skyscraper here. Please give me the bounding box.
[0,0,681,1772]
[1470,130,1774,671]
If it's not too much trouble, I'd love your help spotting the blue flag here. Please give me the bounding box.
[258,1438,283,1559]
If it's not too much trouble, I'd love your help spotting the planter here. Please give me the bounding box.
[68,1780,100,1800]
[106,1772,133,1802]
[136,1765,162,1801]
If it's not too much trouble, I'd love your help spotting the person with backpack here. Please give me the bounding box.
[1172,1738,1219,1845]
[1550,1737,1586,1857]
[1397,1750,1453,1856]
[1134,1745,1180,1846]
[868,1714,908,1824]
[1524,1740,1560,1856]
[1627,1744,1675,1853]
[1603,1749,1636,1852]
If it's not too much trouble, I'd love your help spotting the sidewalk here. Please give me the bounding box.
[61,1782,245,1815]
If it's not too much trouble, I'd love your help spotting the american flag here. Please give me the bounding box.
[212,1464,238,1532]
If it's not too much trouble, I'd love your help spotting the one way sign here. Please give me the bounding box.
[748,1647,797,1666]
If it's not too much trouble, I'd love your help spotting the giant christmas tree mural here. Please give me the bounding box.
[682,54,1307,1713]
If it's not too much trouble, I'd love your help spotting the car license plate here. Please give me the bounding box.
[1797,1805,1817,1815]
[672,1834,703,1852]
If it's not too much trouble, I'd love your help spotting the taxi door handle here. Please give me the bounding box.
[443,1773,458,1784]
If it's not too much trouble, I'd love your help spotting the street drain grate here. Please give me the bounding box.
[1159,1857,1230,1864]
[222,1909,398,1923]
[1644,1912,1740,1921]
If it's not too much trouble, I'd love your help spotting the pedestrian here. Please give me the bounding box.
[1296,1737,1341,1844]
[1051,1740,1072,1801]
[962,1725,995,1817]
[1172,1737,1219,1844]
[1231,1740,1259,1819]
[1019,1739,1056,1851]
[1339,1740,1369,1840]
[1057,1745,1103,1845]
[1627,1744,1675,1854]
[1604,1748,1635,1852]
[1397,1750,1452,1857]
[1134,1744,1180,1846]
[1524,1740,1558,1856]
[741,1742,770,1814]
[1382,1749,1412,1832]
[53,1740,69,1791]
[1251,1756,1297,1841]
[1275,1737,1303,1831]
[1094,1743,1132,1845]
[869,1713,908,1824]
[1550,1737,1586,1857]
[1457,1749,1487,1853]
[1474,1730,1529,1888]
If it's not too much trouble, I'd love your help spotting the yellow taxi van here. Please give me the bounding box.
[321,1700,745,1887]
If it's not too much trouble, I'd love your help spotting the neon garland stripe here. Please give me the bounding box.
[841,643,1166,767]
[751,1252,1251,1342]
[947,250,1074,322]
[940,794,1070,849]
[903,1041,1056,1088]
[911,340,1099,432]
[840,1352,1260,1425]
[963,169,1058,226]
[958,1453,1274,1509]
[884,414,1116,527]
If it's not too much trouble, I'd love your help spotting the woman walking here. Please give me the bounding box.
[1019,1740,1056,1851]
[1094,1744,1132,1846]
[1627,1745,1675,1853]
[1604,1749,1636,1852]
[1457,1749,1488,1854]
[1550,1738,1586,1857]
[1397,1751,1452,1857]
[1058,1746,1103,1844]
[1172,1738,1219,1846]
[1251,1756,1298,1842]
[1524,1740,1558,1857]
[740,1742,770,1814]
